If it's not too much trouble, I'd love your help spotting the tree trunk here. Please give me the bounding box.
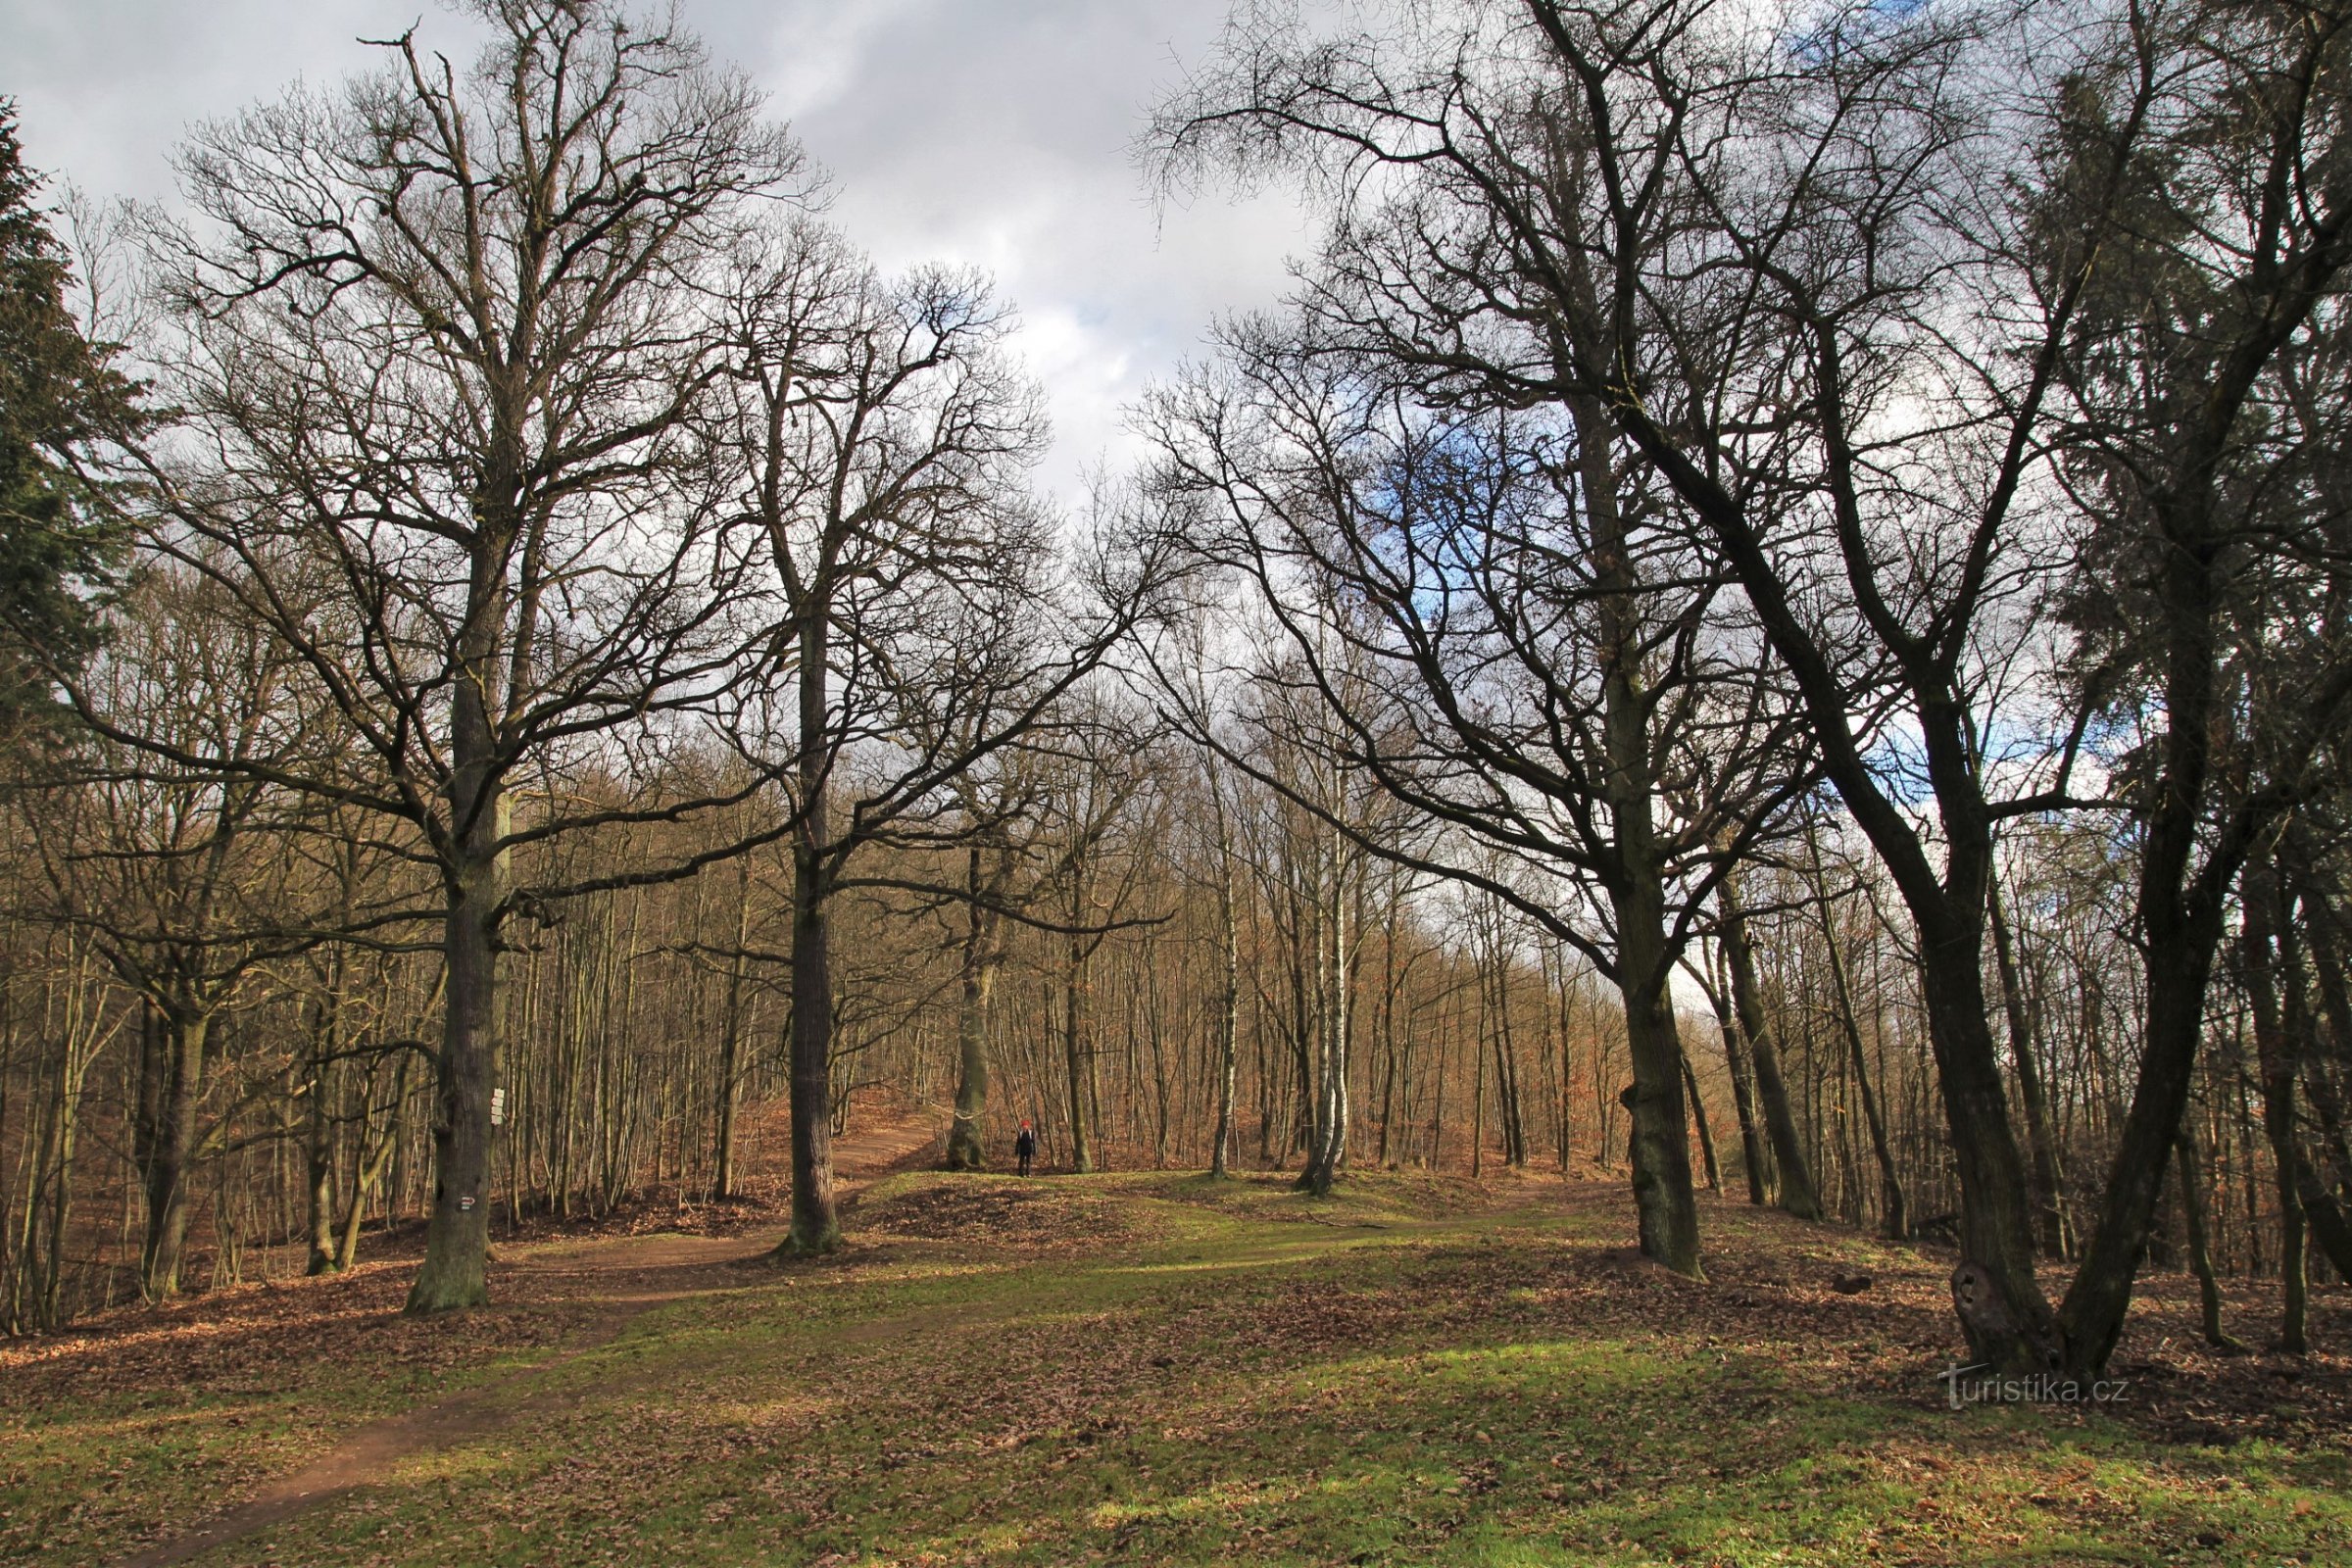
[1682,1048,1720,1192]
[1064,918,1094,1176]
[778,620,840,1256]
[1990,876,2065,1255]
[1720,882,1823,1224]
[406,535,512,1314]
[713,860,750,1200]
[2052,893,2229,1375]
[137,1010,210,1302]
[1297,830,1350,1196]
[2174,1128,2240,1351]
[1703,954,1772,1204]
[304,1060,337,1275]
[1211,844,1241,1179]
[947,849,1002,1172]
[405,851,501,1312]
[2240,861,2308,1351]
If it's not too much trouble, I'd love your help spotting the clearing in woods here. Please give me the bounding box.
[5,1108,2348,1567]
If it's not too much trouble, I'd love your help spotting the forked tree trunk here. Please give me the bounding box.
[137,1009,210,1302]
[2241,862,2309,1352]
[1720,883,1822,1225]
[1703,957,1772,1205]
[337,1066,406,1272]
[1989,878,2065,1254]
[1681,1048,1720,1192]
[2173,1128,2239,1351]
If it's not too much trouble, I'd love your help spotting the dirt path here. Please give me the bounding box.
[113,1104,945,1568]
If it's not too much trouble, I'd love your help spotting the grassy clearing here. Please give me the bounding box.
[9,1171,2349,1566]
[0,1260,593,1564]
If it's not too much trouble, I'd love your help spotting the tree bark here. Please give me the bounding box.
[1989,876,2065,1254]
[136,1010,209,1302]
[1064,914,1094,1176]
[1699,952,1772,1205]
[2241,860,2309,1351]
[779,617,840,1256]
[946,848,1004,1172]
[1720,882,1823,1225]
[404,843,502,1312]
[1681,1048,1719,1192]
[712,860,751,1200]
[2173,1128,2240,1351]
[1211,836,1241,1179]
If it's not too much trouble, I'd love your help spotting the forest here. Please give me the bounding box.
[2,0,2350,1563]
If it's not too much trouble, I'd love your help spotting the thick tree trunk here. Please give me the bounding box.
[407,538,511,1314]
[783,836,839,1252]
[1917,908,2062,1370]
[1574,388,1699,1273]
[946,856,1001,1172]
[405,854,501,1312]
[778,622,840,1256]
[1619,964,1701,1275]
[1612,867,1701,1273]
[137,1010,209,1302]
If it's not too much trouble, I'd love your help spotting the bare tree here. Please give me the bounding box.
[1137,321,1813,1268]
[1152,0,2352,1370]
[122,0,811,1310]
[706,218,1166,1250]
[22,569,374,1298]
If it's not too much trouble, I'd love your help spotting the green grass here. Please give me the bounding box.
[11,1173,2349,1566]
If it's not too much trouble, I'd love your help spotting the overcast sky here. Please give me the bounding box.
[0,0,1314,503]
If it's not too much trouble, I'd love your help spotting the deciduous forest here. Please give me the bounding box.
[2,1,2349,1563]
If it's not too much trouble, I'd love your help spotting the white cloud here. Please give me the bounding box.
[0,0,1313,502]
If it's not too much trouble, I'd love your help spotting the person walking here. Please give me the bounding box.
[1014,1119,1038,1177]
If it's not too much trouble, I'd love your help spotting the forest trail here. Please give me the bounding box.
[108,1102,948,1568]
